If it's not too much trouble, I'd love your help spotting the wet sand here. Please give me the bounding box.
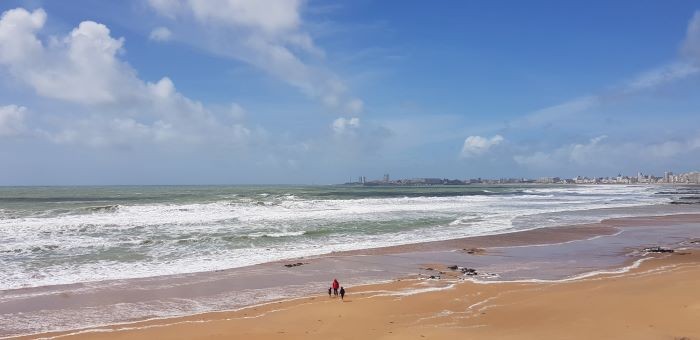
[17,213,700,339]
[38,251,700,340]
[336,213,700,255]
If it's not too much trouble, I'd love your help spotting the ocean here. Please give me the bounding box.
[1,184,696,291]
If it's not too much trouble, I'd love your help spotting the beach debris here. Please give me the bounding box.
[446,265,478,276]
[479,272,500,279]
[283,262,306,268]
[462,248,485,255]
[643,246,674,253]
[461,268,478,276]
[428,275,440,279]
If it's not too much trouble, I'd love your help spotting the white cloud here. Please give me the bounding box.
[460,135,503,158]
[513,11,700,130]
[519,96,598,128]
[0,8,45,64]
[514,134,700,171]
[647,135,700,158]
[228,103,246,120]
[147,0,361,114]
[0,104,26,136]
[0,7,254,149]
[172,0,301,34]
[147,0,183,18]
[682,10,700,61]
[624,62,699,92]
[149,26,173,41]
[568,135,607,164]
[513,135,612,170]
[513,151,558,169]
[345,98,364,115]
[0,10,138,105]
[332,117,360,134]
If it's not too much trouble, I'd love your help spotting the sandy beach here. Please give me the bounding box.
[38,250,700,340]
[22,213,700,340]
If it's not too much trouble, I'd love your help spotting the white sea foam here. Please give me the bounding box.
[0,185,676,289]
[464,257,654,284]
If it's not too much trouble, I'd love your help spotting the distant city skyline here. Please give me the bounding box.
[1,1,700,185]
[346,170,700,186]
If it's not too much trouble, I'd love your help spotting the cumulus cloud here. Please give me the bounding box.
[146,0,361,114]
[0,9,137,105]
[0,7,45,64]
[0,7,253,149]
[0,104,26,136]
[460,135,503,158]
[332,117,360,134]
[149,26,173,41]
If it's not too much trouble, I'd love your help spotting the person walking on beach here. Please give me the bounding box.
[332,279,340,297]
[339,286,345,301]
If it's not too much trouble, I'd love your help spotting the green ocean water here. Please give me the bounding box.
[0,184,686,289]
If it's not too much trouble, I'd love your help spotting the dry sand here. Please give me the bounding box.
[41,250,700,340]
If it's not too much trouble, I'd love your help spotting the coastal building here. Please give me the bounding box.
[345,169,698,186]
[536,177,560,184]
[682,172,700,184]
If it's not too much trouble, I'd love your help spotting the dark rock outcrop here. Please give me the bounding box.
[461,268,478,276]
[284,262,305,268]
[643,246,674,253]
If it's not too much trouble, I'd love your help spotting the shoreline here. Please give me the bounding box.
[6,210,696,293]
[337,212,700,256]
[32,247,700,340]
[5,205,692,292]
[7,212,700,339]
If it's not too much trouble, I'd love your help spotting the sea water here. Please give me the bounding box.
[2,184,700,337]
[1,184,696,290]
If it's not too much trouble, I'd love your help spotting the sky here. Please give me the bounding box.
[1,0,699,185]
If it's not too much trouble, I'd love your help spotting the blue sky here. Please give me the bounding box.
[1,0,699,185]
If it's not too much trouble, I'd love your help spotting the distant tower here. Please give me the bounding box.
[383,173,390,183]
